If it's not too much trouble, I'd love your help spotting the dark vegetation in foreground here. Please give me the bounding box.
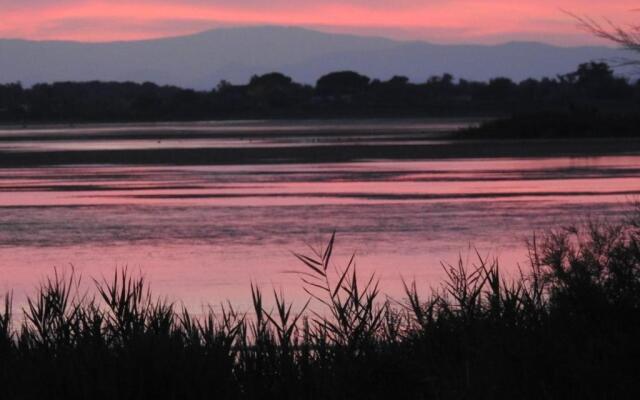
[1,62,638,128]
[1,211,640,399]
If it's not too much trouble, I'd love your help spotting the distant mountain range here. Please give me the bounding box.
[0,26,633,89]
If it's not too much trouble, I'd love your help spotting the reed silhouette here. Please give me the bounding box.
[1,208,639,399]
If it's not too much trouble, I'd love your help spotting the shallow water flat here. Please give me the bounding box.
[0,121,638,311]
[0,160,637,309]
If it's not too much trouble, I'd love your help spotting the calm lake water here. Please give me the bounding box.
[0,120,639,311]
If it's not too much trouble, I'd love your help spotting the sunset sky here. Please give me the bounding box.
[1,0,637,45]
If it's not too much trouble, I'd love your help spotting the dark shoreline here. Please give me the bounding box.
[1,138,639,168]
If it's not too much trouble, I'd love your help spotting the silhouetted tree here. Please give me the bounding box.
[569,12,640,66]
[387,76,410,86]
[561,62,632,99]
[246,73,311,109]
[248,73,293,88]
[316,71,371,97]
[216,80,232,92]
[427,73,453,86]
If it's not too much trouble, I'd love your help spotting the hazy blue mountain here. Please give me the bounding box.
[0,26,632,89]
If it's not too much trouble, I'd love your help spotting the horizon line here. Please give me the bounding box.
[0,24,619,49]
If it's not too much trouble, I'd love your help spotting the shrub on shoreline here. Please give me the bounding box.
[457,110,640,139]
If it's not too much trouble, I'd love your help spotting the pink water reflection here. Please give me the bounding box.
[0,155,638,311]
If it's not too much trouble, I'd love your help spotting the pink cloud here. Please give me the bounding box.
[0,0,637,44]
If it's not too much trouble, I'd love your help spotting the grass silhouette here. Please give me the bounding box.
[1,208,640,399]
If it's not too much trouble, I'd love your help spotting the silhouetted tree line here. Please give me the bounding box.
[0,62,638,123]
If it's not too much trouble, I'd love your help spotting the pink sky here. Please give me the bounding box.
[0,0,638,44]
